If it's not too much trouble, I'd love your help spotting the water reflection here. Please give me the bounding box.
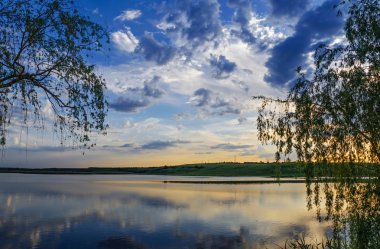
[305,164,380,248]
[0,174,328,249]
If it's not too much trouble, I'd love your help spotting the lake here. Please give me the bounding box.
[0,174,330,249]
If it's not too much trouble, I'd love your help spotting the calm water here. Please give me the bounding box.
[0,174,330,249]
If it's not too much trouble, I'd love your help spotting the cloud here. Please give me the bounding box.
[109,76,165,112]
[227,0,285,49]
[111,29,139,53]
[190,88,211,107]
[239,145,275,159]
[114,9,142,21]
[162,0,222,50]
[195,151,213,155]
[237,117,247,125]
[209,55,237,79]
[142,76,164,98]
[109,98,149,112]
[227,0,255,43]
[124,120,137,129]
[211,106,241,116]
[120,143,133,148]
[265,0,343,87]
[269,0,310,17]
[140,140,190,150]
[101,143,135,151]
[210,97,230,108]
[210,143,252,151]
[232,80,249,93]
[136,32,176,65]
[175,112,191,121]
[189,88,241,116]
[7,145,73,153]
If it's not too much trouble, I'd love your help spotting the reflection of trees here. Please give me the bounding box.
[306,164,380,248]
[254,0,380,243]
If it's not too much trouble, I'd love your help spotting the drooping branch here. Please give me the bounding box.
[256,0,380,163]
[0,0,108,147]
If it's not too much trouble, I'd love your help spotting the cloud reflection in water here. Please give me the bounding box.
[0,174,330,248]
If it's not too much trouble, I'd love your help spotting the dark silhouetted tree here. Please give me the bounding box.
[0,0,108,148]
[256,1,380,247]
[255,0,380,164]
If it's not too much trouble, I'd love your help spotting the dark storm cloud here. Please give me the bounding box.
[136,32,176,65]
[163,0,222,49]
[265,0,343,87]
[140,140,190,150]
[227,0,256,44]
[269,0,310,17]
[109,76,164,112]
[210,55,237,79]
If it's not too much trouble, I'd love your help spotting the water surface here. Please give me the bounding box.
[0,174,330,249]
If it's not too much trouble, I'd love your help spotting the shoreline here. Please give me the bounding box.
[0,162,377,181]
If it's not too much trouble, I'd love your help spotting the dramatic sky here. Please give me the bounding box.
[4,0,345,167]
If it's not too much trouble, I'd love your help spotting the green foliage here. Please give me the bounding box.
[0,162,313,177]
[256,1,380,247]
[255,0,380,164]
[306,179,380,249]
[0,0,108,148]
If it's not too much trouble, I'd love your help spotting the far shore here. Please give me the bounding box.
[0,162,378,182]
[0,162,304,177]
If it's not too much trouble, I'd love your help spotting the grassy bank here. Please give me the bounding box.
[1,162,378,178]
[0,162,304,177]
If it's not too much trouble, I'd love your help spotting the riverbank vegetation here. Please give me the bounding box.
[1,162,379,178]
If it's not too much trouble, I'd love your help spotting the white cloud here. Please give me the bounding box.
[123,120,137,129]
[101,28,285,119]
[111,29,139,53]
[114,9,142,21]
[41,100,55,121]
[247,15,285,48]
[156,21,176,31]
[92,13,292,165]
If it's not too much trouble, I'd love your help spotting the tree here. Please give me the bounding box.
[0,0,108,148]
[256,1,380,246]
[255,0,380,164]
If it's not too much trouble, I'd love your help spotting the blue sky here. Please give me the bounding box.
[4,0,345,167]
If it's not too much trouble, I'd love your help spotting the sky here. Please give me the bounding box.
[3,0,346,167]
